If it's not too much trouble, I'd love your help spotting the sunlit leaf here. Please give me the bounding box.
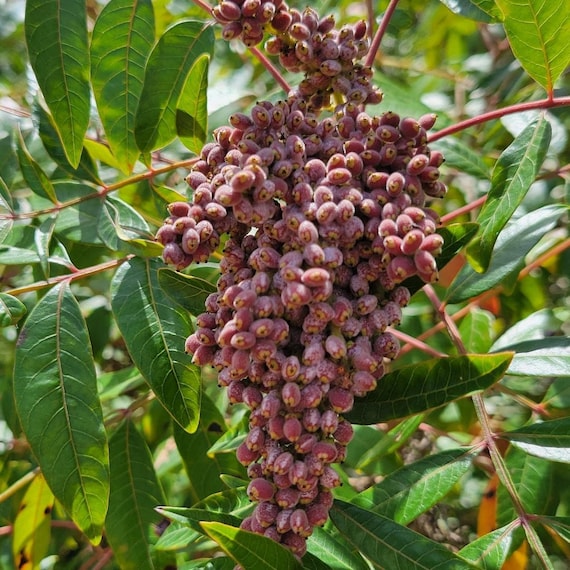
[500,417,570,463]
[200,521,303,570]
[0,246,41,265]
[91,0,155,172]
[177,54,210,154]
[466,115,551,272]
[111,257,201,432]
[499,337,570,377]
[106,419,166,570]
[494,0,570,93]
[458,524,515,569]
[0,292,27,327]
[345,353,512,424]
[134,21,214,152]
[12,473,54,570]
[13,283,109,543]
[307,526,370,570]
[157,267,217,315]
[438,0,498,22]
[330,500,478,569]
[491,309,561,350]
[34,214,57,278]
[448,204,566,303]
[352,448,476,525]
[157,506,242,535]
[25,0,90,167]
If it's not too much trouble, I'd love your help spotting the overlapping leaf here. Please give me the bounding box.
[307,527,370,570]
[134,20,214,152]
[345,353,512,424]
[106,419,166,570]
[352,448,476,525]
[466,115,551,272]
[200,521,303,570]
[494,0,570,92]
[12,473,54,570]
[500,417,570,463]
[0,292,26,327]
[330,501,477,569]
[448,204,566,303]
[500,336,570,377]
[157,267,216,315]
[13,282,109,542]
[458,524,516,569]
[177,54,210,154]
[91,0,155,172]
[111,257,201,432]
[25,0,90,168]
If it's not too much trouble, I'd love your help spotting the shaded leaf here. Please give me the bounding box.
[158,267,217,315]
[34,214,57,278]
[0,246,41,265]
[499,336,570,377]
[500,417,570,463]
[111,257,201,432]
[157,506,242,535]
[106,419,166,570]
[405,222,479,296]
[177,54,210,154]
[134,21,214,152]
[432,138,490,179]
[448,204,566,303]
[25,0,90,167]
[496,446,553,528]
[200,521,303,570]
[466,116,551,272]
[458,524,515,569]
[0,292,27,327]
[467,0,502,19]
[13,283,109,542]
[16,130,58,204]
[345,353,513,424]
[459,308,495,353]
[352,448,476,525]
[91,0,155,172]
[330,500,477,569]
[542,377,570,410]
[12,473,54,570]
[538,516,570,544]
[155,523,195,551]
[35,103,100,183]
[494,0,570,92]
[173,393,244,504]
[193,486,252,517]
[0,178,14,213]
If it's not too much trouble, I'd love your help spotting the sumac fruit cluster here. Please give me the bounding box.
[156,0,446,561]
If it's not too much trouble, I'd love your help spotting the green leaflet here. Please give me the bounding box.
[330,501,477,569]
[134,20,214,153]
[91,0,155,173]
[111,257,201,432]
[106,419,166,570]
[466,115,551,273]
[0,292,26,327]
[177,54,210,154]
[500,417,570,463]
[25,0,90,168]
[200,521,303,570]
[345,353,513,424]
[449,204,566,303]
[13,283,109,543]
[494,0,570,93]
[352,448,476,525]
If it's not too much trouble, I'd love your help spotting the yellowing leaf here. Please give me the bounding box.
[12,474,54,570]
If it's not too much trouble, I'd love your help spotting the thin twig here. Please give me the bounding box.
[249,46,291,94]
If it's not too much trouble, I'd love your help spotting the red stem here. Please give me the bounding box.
[365,0,401,68]
[429,96,570,142]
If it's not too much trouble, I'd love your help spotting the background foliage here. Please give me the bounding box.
[0,0,569,568]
